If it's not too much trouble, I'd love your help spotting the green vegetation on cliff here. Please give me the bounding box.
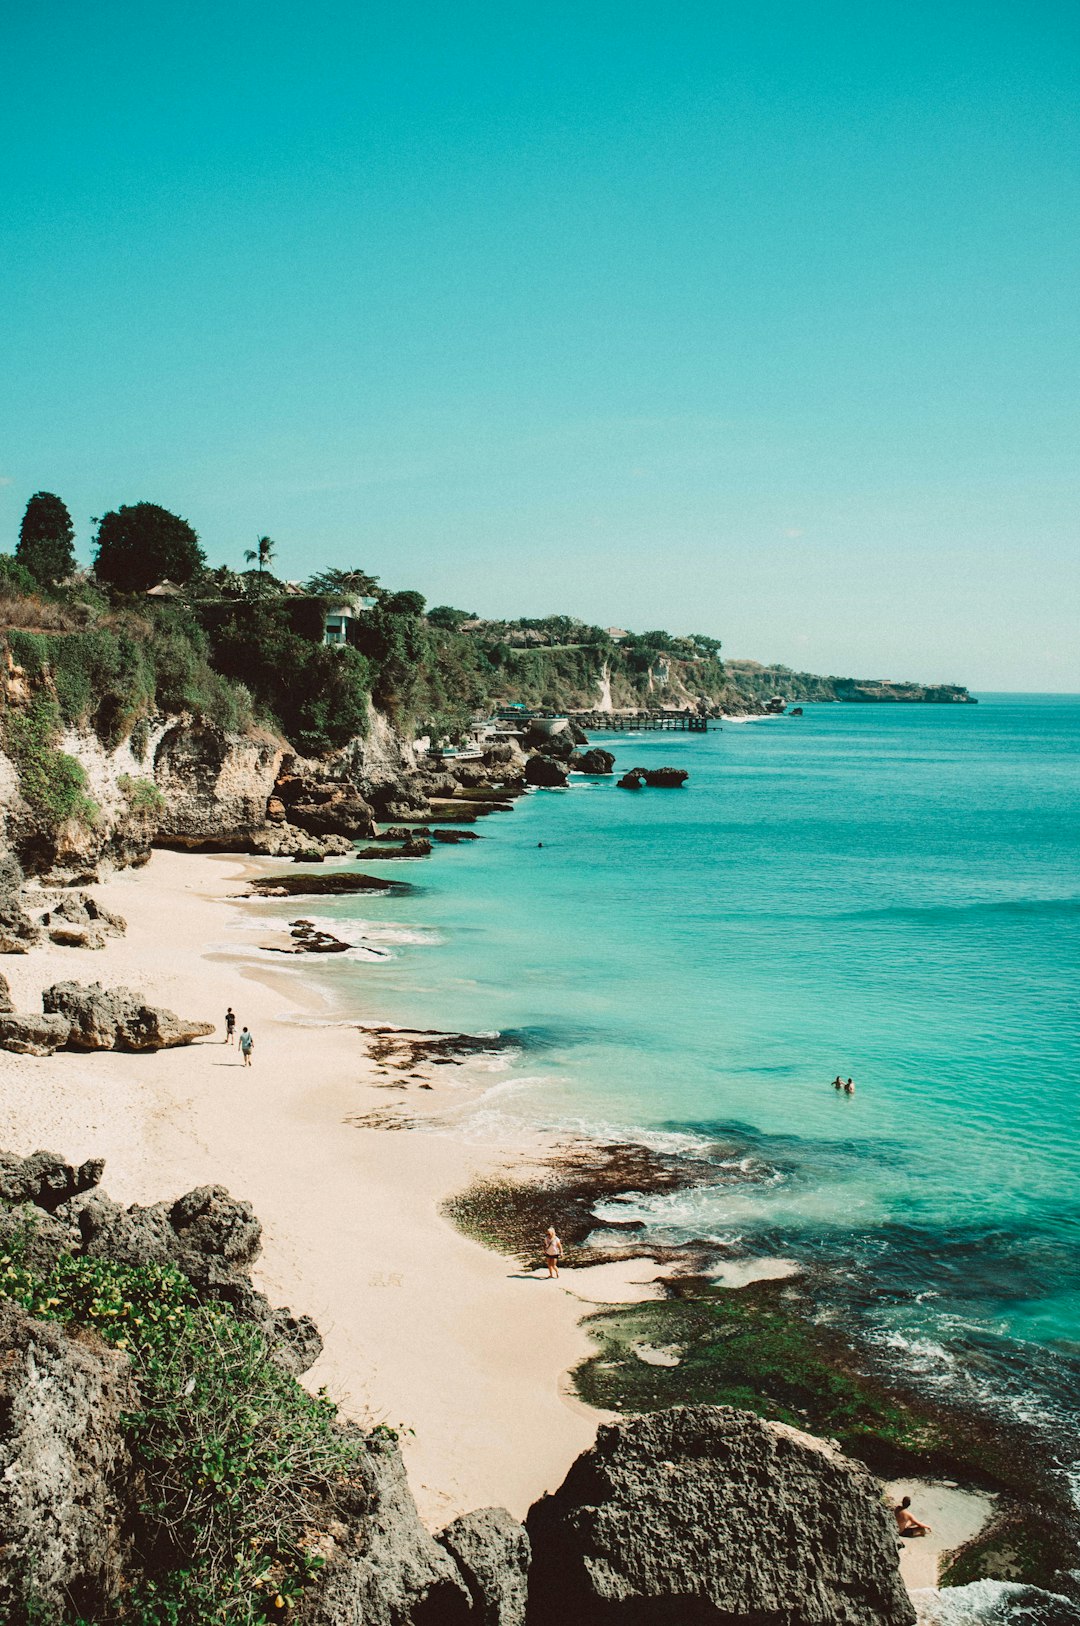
[1,1237,359,1624]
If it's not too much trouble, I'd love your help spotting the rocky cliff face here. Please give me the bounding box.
[153,721,284,849]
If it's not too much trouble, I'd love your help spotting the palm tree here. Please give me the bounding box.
[244,535,276,579]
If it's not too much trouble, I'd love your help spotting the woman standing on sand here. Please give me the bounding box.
[543,1227,564,1279]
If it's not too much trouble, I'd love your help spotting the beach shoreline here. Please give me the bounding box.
[2,842,1073,1597]
[0,846,612,1526]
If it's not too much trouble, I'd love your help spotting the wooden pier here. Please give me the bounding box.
[568,710,710,733]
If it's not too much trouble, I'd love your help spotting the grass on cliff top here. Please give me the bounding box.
[1,1237,367,1626]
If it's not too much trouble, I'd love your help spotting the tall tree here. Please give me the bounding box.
[93,503,205,593]
[244,535,276,577]
[16,491,76,587]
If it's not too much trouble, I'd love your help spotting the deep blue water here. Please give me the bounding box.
[258,695,1080,1453]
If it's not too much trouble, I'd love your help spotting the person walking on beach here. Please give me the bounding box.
[238,1026,254,1067]
[225,1007,236,1045]
[543,1227,564,1279]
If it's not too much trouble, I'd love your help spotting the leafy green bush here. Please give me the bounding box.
[118,774,166,818]
[2,690,99,828]
[0,1247,362,1625]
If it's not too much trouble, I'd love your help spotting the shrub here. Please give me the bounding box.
[0,1247,363,1625]
[2,690,99,828]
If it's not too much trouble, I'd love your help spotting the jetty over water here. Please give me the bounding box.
[568,709,709,732]
[488,706,711,734]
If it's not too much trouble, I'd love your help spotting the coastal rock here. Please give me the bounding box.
[617,766,689,788]
[248,871,399,897]
[289,794,378,840]
[0,1301,134,1624]
[353,839,432,860]
[0,972,12,1013]
[299,1433,473,1626]
[248,824,354,859]
[439,1507,531,1626]
[378,825,431,842]
[0,1149,104,1211]
[432,828,481,843]
[50,1175,323,1377]
[41,980,215,1050]
[525,1406,915,1626]
[0,854,42,953]
[569,748,615,775]
[0,1011,73,1055]
[38,891,127,945]
[154,723,284,848]
[0,1202,75,1271]
[524,755,569,788]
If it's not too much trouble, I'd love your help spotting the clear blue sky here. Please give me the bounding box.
[2,2,1078,689]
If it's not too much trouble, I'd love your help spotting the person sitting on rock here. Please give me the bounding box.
[893,1496,931,1537]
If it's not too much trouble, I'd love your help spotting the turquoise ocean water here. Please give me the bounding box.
[260,695,1080,1469]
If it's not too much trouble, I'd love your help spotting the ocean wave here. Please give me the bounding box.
[913,1580,1080,1625]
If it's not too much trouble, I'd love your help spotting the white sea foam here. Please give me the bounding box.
[913,1579,1080,1624]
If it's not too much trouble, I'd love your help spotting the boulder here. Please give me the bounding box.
[432,829,481,843]
[289,795,378,840]
[0,972,12,1014]
[154,724,283,848]
[41,981,215,1051]
[570,748,615,775]
[0,1301,134,1624]
[525,1406,915,1626]
[524,756,570,788]
[617,766,689,789]
[0,1150,104,1211]
[38,892,127,940]
[0,854,42,954]
[439,1507,531,1626]
[53,1177,321,1377]
[0,1012,72,1056]
[300,1433,473,1626]
[0,1203,75,1272]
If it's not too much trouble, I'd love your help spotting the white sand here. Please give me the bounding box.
[555,1258,673,1304]
[885,1479,996,1591]
[708,1256,801,1289]
[0,850,602,1524]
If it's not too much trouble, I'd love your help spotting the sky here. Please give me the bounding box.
[2,2,1078,690]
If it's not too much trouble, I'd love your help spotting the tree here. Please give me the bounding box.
[427,605,476,630]
[244,535,276,579]
[93,504,205,594]
[384,590,426,617]
[16,492,76,587]
[305,567,380,600]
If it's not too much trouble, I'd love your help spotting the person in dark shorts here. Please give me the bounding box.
[225,1007,236,1044]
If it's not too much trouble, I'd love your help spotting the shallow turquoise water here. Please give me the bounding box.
[271,696,1080,1441]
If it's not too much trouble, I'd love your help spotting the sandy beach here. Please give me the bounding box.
[0,846,999,1594]
[0,848,609,1525]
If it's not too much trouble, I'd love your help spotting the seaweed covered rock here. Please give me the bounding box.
[525,1406,915,1626]
[0,1300,134,1625]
